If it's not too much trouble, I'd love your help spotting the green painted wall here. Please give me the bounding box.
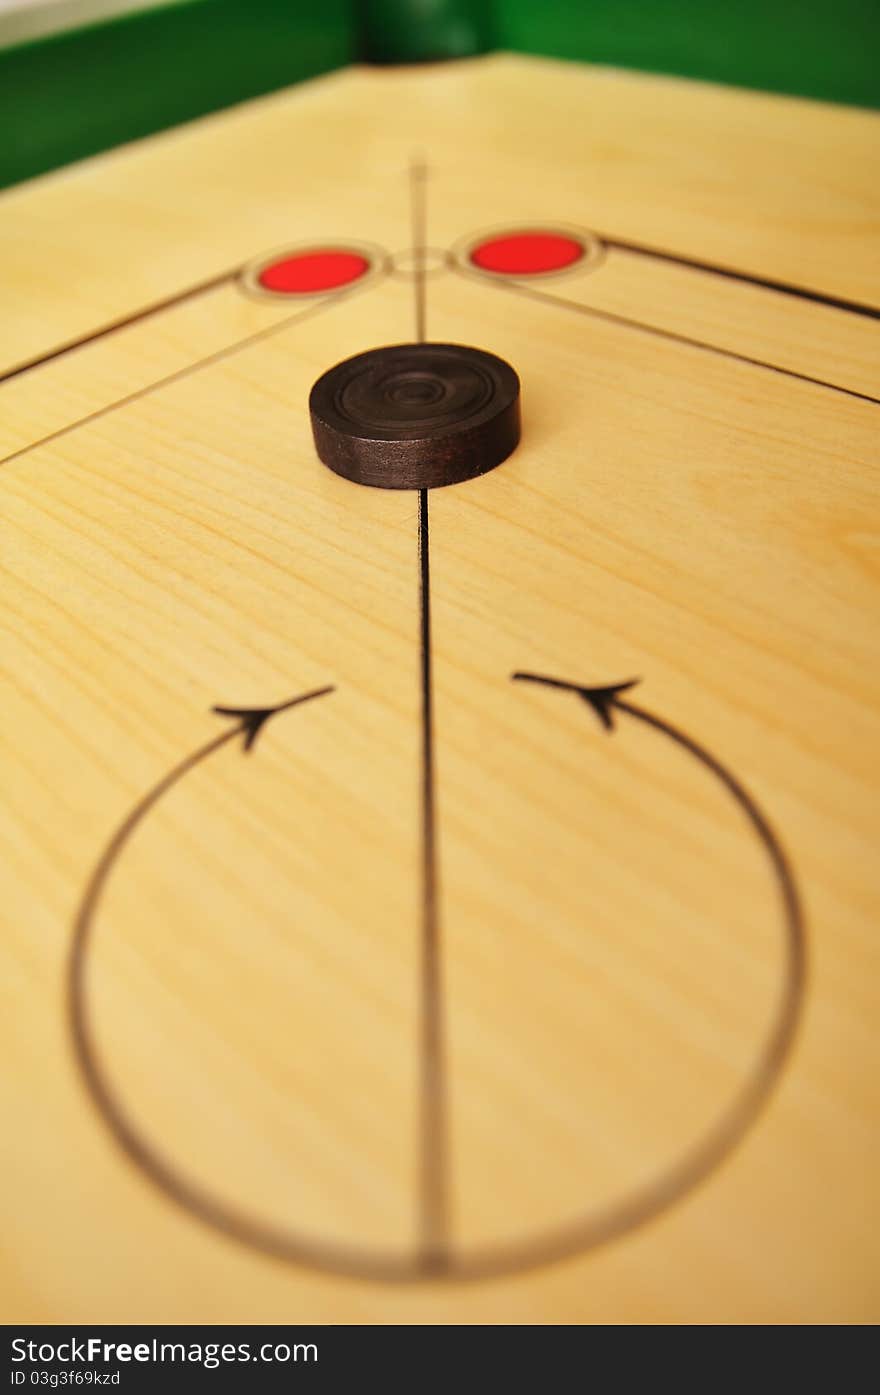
[0,0,355,188]
[496,0,880,110]
[2,0,877,190]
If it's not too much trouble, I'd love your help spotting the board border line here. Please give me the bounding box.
[456,265,880,406]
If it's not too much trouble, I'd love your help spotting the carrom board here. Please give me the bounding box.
[1,54,879,1323]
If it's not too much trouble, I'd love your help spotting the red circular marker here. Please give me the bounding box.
[470,231,585,276]
[257,249,371,294]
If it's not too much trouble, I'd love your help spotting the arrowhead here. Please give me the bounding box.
[212,685,334,753]
[212,705,276,752]
[511,671,639,731]
[577,680,640,732]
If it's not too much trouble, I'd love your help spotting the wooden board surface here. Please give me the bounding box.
[1,53,878,1323]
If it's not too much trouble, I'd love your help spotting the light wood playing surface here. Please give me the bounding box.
[1,54,878,1323]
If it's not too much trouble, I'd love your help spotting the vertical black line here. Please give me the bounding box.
[411,156,448,1265]
[410,158,428,345]
[417,486,447,1264]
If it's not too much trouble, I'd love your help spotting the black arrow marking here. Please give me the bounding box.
[513,672,642,731]
[67,664,808,1285]
[65,685,445,1284]
[211,689,333,752]
[513,669,804,968]
[72,687,334,964]
[493,669,806,1274]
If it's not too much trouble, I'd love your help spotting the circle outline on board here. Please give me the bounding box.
[69,680,804,1286]
[453,223,606,282]
[389,246,454,280]
[238,240,390,301]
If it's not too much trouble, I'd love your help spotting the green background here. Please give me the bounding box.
[2,0,878,189]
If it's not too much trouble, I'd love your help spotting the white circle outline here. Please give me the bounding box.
[238,240,390,302]
[453,223,606,283]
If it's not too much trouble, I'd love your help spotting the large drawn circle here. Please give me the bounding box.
[69,694,805,1283]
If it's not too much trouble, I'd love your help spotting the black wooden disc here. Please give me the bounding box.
[309,342,521,489]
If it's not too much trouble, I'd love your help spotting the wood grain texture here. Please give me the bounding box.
[0,54,878,1322]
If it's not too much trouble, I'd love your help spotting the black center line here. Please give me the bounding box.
[459,268,880,407]
[410,158,428,345]
[411,156,450,1269]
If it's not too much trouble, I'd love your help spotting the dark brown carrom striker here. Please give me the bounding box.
[309,342,520,489]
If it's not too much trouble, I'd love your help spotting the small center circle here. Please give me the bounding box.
[390,247,449,279]
[386,374,445,406]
